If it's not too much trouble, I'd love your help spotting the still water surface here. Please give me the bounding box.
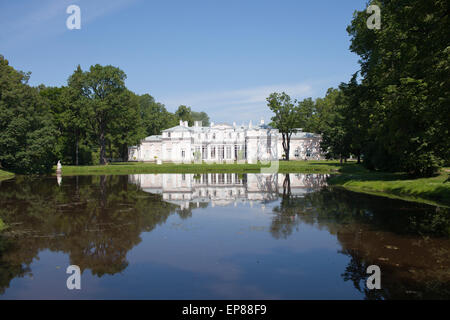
[0,173,449,299]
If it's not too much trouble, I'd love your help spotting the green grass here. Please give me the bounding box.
[0,168,14,182]
[328,165,450,207]
[57,160,344,175]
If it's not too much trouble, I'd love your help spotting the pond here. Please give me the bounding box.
[0,173,449,299]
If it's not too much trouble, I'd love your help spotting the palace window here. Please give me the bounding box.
[202,146,207,159]
[219,146,224,159]
[195,147,201,159]
[211,146,216,158]
[226,146,231,159]
[181,150,185,158]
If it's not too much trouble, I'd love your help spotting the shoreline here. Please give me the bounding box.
[1,162,449,207]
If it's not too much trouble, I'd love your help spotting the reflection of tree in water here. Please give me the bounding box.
[0,175,179,293]
[294,173,328,190]
[271,174,295,238]
[270,177,450,299]
[255,174,278,203]
[176,202,208,220]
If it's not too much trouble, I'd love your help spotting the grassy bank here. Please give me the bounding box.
[328,165,450,207]
[57,160,343,175]
[0,168,14,182]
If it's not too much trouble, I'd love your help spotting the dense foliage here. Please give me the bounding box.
[345,0,449,175]
[0,58,209,172]
[0,56,57,174]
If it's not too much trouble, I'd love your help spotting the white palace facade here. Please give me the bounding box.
[128,120,323,163]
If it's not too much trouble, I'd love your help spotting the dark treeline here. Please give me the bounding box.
[0,57,209,173]
[268,0,449,175]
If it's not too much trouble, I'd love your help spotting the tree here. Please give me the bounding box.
[175,105,194,125]
[0,55,57,174]
[266,92,299,160]
[297,97,317,133]
[68,64,128,165]
[138,94,177,136]
[191,111,210,126]
[338,75,370,164]
[108,90,145,161]
[313,88,351,162]
[39,84,92,165]
[346,0,449,175]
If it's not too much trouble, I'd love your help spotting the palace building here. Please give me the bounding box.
[128,120,323,163]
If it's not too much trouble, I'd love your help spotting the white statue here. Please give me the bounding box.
[56,160,62,174]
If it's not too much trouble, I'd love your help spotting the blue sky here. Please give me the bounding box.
[0,0,367,124]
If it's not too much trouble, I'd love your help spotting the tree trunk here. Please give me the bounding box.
[75,133,79,166]
[282,174,291,199]
[357,153,361,164]
[122,144,128,161]
[99,127,107,165]
[282,133,290,161]
[109,140,113,162]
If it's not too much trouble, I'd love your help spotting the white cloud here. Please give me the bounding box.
[162,82,316,124]
[165,82,313,108]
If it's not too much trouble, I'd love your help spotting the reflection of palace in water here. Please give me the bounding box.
[129,173,328,209]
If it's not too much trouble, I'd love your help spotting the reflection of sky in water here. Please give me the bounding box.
[2,202,361,299]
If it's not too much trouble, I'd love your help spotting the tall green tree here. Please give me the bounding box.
[0,56,57,174]
[338,75,370,163]
[39,85,92,165]
[68,64,128,165]
[314,88,351,162]
[266,92,299,160]
[108,90,145,161]
[175,105,194,125]
[347,0,449,175]
[138,94,177,136]
[297,97,317,132]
